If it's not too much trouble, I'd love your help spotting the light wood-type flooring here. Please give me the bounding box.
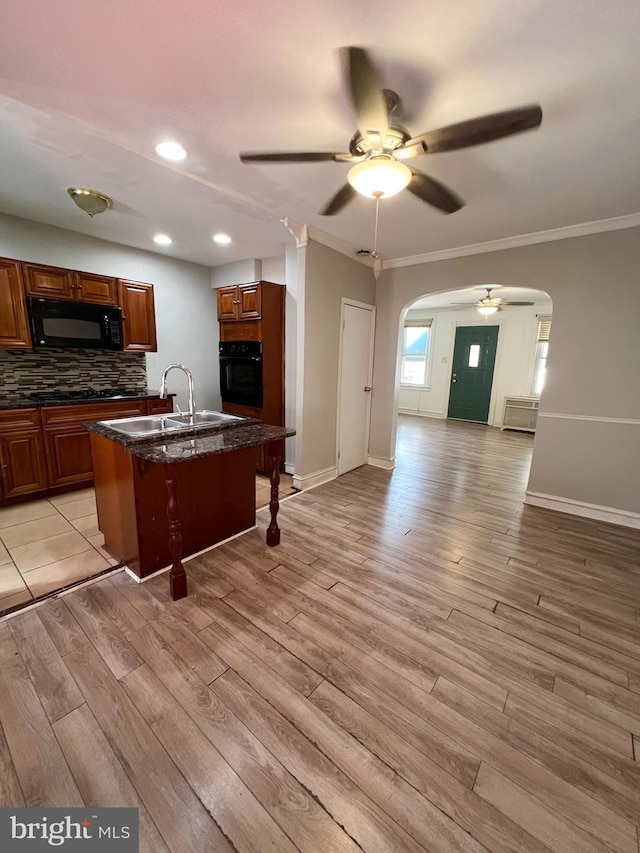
[1,415,639,852]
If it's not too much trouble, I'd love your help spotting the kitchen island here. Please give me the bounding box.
[85,417,295,600]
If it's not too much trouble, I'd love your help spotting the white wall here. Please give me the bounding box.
[369,227,640,520]
[261,256,286,284]
[211,259,261,288]
[398,303,549,426]
[0,213,219,412]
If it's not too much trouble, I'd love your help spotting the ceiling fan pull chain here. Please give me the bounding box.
[372,193,382,259]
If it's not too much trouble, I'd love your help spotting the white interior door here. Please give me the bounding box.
[337,300,375,475]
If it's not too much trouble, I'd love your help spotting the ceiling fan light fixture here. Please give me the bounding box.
[67,187,112,218]
[348,155,411,199]
[477,304,499,316]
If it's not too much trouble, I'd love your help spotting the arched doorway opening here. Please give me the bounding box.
[392,282,552,488]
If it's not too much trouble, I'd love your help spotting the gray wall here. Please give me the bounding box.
[370,227,640,515]
[298,239,376,478]
[0,213,219,412]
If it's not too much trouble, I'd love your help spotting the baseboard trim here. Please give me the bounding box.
[125,525,259,583]
[292,466,337,491]
[524,491,640,529]
[367,455,396,470]
[538,412,640,425]
[284,462,295,475]
[398,408,444,419]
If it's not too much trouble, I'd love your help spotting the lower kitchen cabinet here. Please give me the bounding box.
[0,429,48,500]
[0,397,170,503]
[43,425,97,489]
[42,400,147,489]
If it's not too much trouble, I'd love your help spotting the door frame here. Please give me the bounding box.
[445,319,506,425]
[336,298,376,476]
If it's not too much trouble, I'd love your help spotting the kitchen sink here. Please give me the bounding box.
[99,415,185,437]
[168,411,243,426]
[98,410,246,439]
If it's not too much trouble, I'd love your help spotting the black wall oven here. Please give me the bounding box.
[219,340,263,409]
[27,298,124,350]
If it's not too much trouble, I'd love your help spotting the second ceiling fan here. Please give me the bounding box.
[240,47,543,216]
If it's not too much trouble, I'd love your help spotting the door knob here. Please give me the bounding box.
[364,386,371,392]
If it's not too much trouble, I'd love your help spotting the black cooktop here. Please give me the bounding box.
[28,387,140,403]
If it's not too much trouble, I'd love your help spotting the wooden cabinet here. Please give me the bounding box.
[0,397,169,503]
[147,397,174,415]
[216,283,262,321]
[218,281,285,474]
[0,410,47,500]
[1,257,158,349]
[23,263,118,306]
[91,433,256,578]
[0,258,31,348]
[119,280,157,352]
[76,272,118,305]
[42,400,147,489]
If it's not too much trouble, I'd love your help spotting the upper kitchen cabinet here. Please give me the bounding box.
[118,279,158,352]
[23,262,118,306]
[216,282,262,321]
[0,258,31,348]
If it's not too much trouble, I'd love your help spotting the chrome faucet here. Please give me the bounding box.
[159,364,196,424]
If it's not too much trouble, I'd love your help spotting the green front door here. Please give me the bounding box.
[447,325,499,423]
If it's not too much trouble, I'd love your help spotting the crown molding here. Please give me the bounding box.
[307,225,375,267]
[382,212,640,270]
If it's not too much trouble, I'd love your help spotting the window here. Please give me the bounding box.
[531,315,551,395]
[401,321,431,385]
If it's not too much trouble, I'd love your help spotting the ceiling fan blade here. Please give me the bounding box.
[343,46,389,141]
[406,105,543,153]
[500,301,535,306]
[407,167,464,214]
[320,183,357,216]
[240,151,357,163]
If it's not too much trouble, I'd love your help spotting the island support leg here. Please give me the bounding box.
[164,462,187,600]
[266,440,283,547]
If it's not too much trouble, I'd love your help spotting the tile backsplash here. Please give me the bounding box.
[0,349,148,402]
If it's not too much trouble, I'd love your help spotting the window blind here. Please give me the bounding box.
[404,318,432,328]
[537,316,551,342]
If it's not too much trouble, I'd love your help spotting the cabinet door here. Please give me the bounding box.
[0,258,31,348]
[77,272,118,305]
[23,263,76,300]
[147,398,174,415]
[118,280,157,351]
[238,283,261,319]
[217,286,238,320]
[0,430,48,499]
[43,426,94,488]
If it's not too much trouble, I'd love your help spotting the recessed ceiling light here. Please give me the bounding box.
[213,233,232,245]
[155,141,187,161]
[153,233,172,246]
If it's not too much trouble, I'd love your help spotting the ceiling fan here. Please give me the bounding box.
[239,47,543,217]
[453,287,535,315]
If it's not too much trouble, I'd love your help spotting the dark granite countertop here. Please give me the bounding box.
[0,391,174,410]
[85,419,295,463]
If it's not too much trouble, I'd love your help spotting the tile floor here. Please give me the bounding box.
[0,473,297,614]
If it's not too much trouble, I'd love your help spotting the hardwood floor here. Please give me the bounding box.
[1,415,639,852]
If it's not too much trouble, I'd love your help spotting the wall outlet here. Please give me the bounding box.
[441,356,448,363]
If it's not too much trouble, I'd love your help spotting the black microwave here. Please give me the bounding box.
[27,298,124,350]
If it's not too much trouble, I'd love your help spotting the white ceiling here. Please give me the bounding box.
[409,285,552,312]
[0,0,639,267]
